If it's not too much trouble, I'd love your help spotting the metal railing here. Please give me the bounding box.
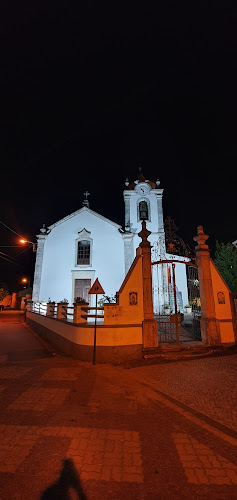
[27,301,104,324]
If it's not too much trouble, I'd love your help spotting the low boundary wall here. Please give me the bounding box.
[26,311,143,363]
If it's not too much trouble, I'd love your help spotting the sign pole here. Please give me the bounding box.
[92,294,97,365]
[88,278,105,366]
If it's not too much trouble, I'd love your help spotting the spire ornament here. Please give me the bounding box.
[138,220,151,247]
[40,224,47,234]
[193,225,209,250]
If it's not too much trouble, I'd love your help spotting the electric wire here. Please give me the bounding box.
[0,220,23,238]
[0,253,18,265]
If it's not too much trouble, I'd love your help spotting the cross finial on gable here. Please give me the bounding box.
[82,191,90,207]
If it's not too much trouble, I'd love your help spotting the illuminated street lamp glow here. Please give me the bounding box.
[19,238,36,252]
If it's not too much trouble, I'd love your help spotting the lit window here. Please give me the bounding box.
[77,240,90,265]
[139,201,148,220]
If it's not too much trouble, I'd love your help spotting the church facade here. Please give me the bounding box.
[32,169,189,311]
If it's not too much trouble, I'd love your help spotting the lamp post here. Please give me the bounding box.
[19,239,36,252]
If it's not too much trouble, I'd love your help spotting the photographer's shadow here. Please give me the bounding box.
[40,458,87,499]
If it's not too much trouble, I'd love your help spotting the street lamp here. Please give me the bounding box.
[21,277,30,288]
[19,239,36,252]
[19,224,47,252]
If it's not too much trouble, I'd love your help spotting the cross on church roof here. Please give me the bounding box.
[82,190,90,208]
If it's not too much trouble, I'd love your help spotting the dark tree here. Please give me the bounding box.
[214,242,237,298]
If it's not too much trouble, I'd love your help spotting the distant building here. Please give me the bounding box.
[18,287,32,310]
[0,293,17,309]
[32,169,189,312]
[0,291,28,310]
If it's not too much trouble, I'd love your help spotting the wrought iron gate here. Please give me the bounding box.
[152,259,201,343]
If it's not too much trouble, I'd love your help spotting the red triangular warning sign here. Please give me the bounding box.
[88,278,105,295]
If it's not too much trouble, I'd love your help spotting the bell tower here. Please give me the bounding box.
[122,168,166,273]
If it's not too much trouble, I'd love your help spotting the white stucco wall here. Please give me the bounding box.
[38,208,125,305]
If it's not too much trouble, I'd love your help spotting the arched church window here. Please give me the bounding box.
[77,240,90,265]
[139,200,149,220]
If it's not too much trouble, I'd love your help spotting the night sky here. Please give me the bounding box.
[1,2,236,292]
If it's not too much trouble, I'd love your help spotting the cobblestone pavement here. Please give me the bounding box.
[127,355,237,432]
[0,314,237,499]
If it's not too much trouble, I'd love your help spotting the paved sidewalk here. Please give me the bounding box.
[126,354,237,432]
[0,317,237,499]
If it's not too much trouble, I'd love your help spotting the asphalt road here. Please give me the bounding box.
[0,310,237,499]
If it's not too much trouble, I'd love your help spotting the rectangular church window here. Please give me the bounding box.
[77,240,90,265]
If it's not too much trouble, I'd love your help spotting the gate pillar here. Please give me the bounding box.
[193,226,221,344]
[138,221,158,349]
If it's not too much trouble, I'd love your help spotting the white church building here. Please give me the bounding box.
[32,169,189,312]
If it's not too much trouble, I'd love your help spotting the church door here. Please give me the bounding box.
[74,279,91,304]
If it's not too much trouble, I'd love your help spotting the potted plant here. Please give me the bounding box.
[163,303,171,314]
[74,296,89,305]
[184,304,192,313]
[98,294,116,308]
